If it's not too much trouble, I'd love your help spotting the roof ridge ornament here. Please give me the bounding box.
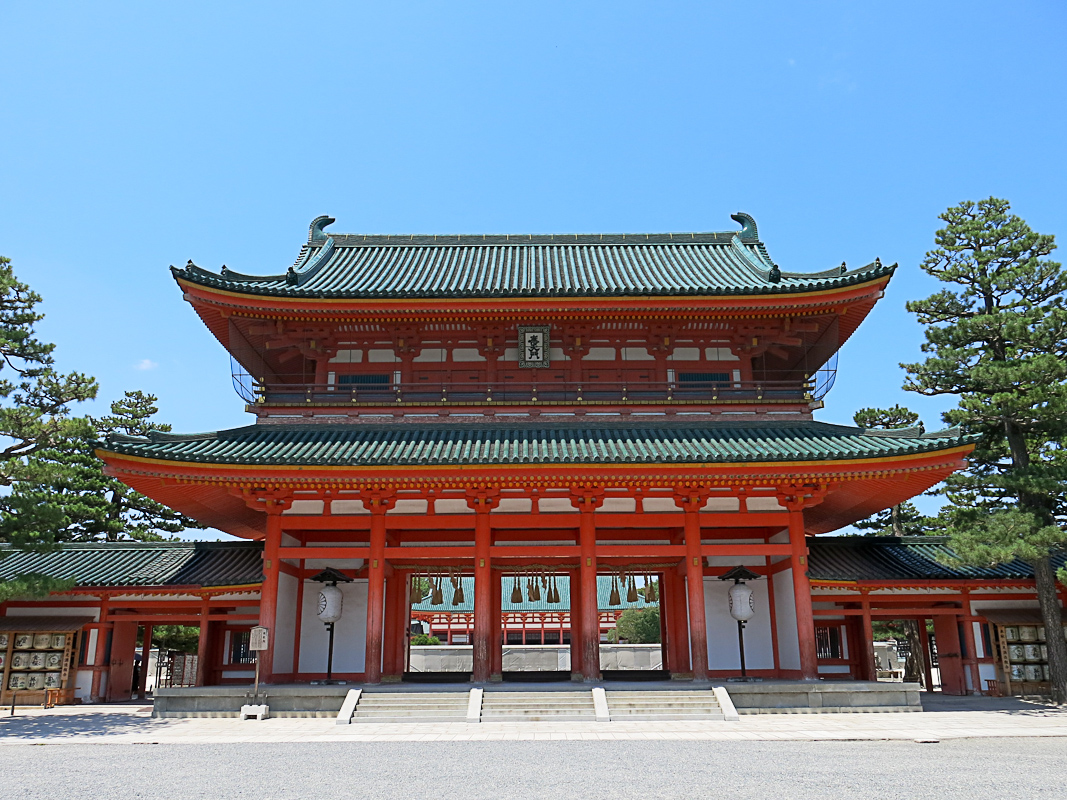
[309,215,336,244]
[730,212,759,242]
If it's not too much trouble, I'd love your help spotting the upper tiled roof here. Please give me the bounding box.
[807,536,1066,582]
[0,541,263,589]
[172,214,894,300]
[101,421,971,467]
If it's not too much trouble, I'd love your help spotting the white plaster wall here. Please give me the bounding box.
[773,567,801,670]
[273,572,299,674]
[298,579,369,674]
[704,577,774,670]
[74,670,93,700]
[597,497,636,513]
[284,501,325,515]
[85,629,99,665]
[973,621,986,658]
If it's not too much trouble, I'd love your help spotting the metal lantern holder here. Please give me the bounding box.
[719,566,763,683]
[311,567,353,685]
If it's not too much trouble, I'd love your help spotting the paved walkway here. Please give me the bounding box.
[1,695,1065,744]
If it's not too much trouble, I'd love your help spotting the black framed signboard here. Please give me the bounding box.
[518,326,550,369]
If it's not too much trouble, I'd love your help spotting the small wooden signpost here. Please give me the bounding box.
[241,626,270,721]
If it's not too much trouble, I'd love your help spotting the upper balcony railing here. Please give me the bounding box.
[247,379,816,408]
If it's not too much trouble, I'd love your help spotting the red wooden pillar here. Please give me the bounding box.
[137,624,153,699]
[90,597,111,701]
[961,615,982,694]
[787,509,819,680]
[932,615,967,695]
[663,570,685,674]
[491,570,503,678]
[859,593,876,681]
[568,567,583,677]
[382,570,402,679]
[195,597,212,687]
[576,499,602,681]
[258,509,283,683]
[364,500,390,684]
[681,503,709,680]
[469,496,496,683]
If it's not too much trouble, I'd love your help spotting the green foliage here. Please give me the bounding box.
[852,406,936,536]
[607,607,661,644]
[0,573,76,603]
[410,633,441,646]
[151,625,200,654]
[854,405,921,431]
[4,391,205,542]
[940,508,1064,567]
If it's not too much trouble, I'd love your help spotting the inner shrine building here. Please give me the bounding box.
[95,213,977,685]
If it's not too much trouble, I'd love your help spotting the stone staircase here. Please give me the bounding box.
[480,691,596,722]
[605,690,725,720]
[351,691,470,723]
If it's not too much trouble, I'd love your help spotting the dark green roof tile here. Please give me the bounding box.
[172,215,894,300]
[102,421,972,468]
[0,541,263,588]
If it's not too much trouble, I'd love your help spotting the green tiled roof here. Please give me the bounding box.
[808,536,1066,582]
[172,214,894,300]
[0,541,263,589]
[412,575,659,613]
[102,421,971,467]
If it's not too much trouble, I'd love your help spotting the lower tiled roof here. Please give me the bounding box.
[0,541,264,589]
[102,420,971,467]
[807,536,1065,581]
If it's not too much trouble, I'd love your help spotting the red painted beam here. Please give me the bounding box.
[813,608,963,616]
[700,543,791,556]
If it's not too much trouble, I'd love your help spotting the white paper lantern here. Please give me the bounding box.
[728,582,755,622]
[318,584,343,624]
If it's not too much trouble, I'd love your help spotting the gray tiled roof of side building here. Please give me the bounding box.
[171,213,895,300]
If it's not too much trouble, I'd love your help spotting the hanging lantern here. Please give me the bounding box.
[317,583,343,624]
[453,574,465,605]
[626,574,639,604]
[510,574,522,604]
[609,575,621,606]
[728,581,755,622]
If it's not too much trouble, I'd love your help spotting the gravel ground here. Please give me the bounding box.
[0,738,1064,799]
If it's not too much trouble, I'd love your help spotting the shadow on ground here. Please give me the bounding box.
[0,712,165,740]
[920,692,1066,715]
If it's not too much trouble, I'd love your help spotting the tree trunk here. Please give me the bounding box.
[902,619,927,689]
[1032,555,1067,704]
[891,504,902,537]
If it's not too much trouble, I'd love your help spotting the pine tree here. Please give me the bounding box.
[0,257,99,546]
[901,198,1067,702]
[8,391,206,542]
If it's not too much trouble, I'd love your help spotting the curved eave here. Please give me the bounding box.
[97,443,973,538]
[178,273,891,364]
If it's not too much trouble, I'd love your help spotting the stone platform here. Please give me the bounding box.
[152,680,920,719]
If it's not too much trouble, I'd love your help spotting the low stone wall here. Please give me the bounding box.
[153,685,351,718]
[407,644,663,673]
[725,681,922,713]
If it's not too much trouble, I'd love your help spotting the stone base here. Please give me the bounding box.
[153,685,351,718]
[152,680,922,718]
[726,681,921,713]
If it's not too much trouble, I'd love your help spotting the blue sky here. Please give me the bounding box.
[1,2,1064,534]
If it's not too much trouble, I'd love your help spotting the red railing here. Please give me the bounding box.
[253,379,813,406]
